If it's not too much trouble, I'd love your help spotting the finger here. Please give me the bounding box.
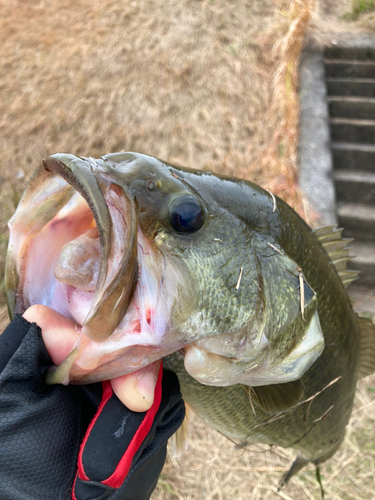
[22,305,79,365]
[23,305,161,413]
[111,360,161,412]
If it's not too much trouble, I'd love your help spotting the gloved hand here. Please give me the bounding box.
[0,314,185,500]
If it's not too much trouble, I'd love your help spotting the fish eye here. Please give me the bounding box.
[169,195,204,234]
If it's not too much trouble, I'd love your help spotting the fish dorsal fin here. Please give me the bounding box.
[170,403,191,457]
[314,225,343,241]
[249,380,304,415]
[357,314,375,379]
[313,225,358,288]
[338,270,360,288]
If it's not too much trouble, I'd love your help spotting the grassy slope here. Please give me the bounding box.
[1,0,375,498]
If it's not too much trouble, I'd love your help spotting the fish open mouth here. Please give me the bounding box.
[42,156,138,342]
[7,155,137,341]
[6,154,180,384]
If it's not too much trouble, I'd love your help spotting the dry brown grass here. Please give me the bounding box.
[252,0,315,220]
[1,0,375,498]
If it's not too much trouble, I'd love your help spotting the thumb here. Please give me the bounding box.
[22,305,158,412]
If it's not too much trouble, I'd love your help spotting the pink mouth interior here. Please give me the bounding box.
[10,176,185,383]
[23,192,98,324]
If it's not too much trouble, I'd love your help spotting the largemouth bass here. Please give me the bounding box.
[5,152,375,480]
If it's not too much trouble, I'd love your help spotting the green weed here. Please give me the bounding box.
[343,0,375,19]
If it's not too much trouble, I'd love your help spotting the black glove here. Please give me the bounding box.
[0,314,185,500]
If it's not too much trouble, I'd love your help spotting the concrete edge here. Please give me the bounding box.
[325,34,375,51]
[298,50,337,227]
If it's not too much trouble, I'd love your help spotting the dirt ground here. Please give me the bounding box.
[1,0,375,498]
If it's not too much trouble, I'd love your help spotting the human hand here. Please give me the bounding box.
[0,312,185,500]
[23,305,160,412]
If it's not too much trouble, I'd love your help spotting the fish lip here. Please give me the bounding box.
[66,344,178,385]
[42,154,139,341]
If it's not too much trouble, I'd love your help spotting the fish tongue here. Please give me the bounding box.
[54,231,100,292]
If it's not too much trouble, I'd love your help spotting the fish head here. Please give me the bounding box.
[5,152,324,386]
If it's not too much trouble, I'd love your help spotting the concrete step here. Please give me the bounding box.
[332,142,375,172]
[328,96,375,120]
[330,117,375,144]
[325,59,375,79]
[337,202,375,242]
[323,47,375,315]
[346,284,375,316]
[325,46,375,62]
[334,170,375,205]
[326,78,375,97]
[349,242,375,287]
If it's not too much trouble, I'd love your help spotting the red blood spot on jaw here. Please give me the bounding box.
[110,184,123,197]
[146,309,152,325]
[133,320,141,334]
[133,311,152,333]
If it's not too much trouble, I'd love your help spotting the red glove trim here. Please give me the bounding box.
[74,362,163,492]
[102,363,163,488]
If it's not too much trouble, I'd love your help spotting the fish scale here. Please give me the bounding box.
[186,240,259,333]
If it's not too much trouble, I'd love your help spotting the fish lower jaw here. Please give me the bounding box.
[262,311,325,384]
[180,312,324,388]
[240,311,325,386]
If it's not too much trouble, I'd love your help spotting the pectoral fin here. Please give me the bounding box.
[249,379,304,415]
[278,454,310,489]
[357,314,375,379]
[170,403,191,457]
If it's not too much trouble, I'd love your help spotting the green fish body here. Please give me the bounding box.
[164,220,359,466]
[5,152,374,477]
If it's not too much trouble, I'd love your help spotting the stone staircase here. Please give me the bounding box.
[324,46,375,314]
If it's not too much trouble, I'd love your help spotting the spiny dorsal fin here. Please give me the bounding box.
[249,380,304,415]
[170,403,191,457]
[320,239,353,254]
[314,226,344,242]
[313,225,336,238]
[331,255,352,272]
[313,225,358,288]
[357,314,375,379]
[339,270,360,288]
